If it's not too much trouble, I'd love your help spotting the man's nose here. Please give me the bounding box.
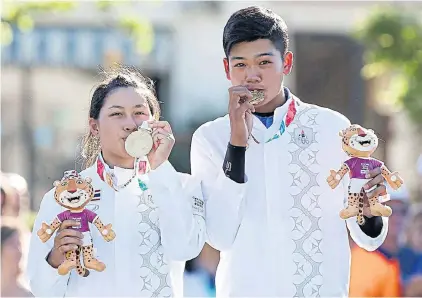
[245,66,261,83]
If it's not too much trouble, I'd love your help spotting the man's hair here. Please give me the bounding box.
[223,6,289,58]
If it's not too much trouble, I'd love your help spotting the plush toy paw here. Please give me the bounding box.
[339,206,359,219]
[84,258,106,272]
[386,171,404,190]
[37,223,53,243]
[370,203,393,217]
[327,170,341,189]
[101,224,116,241]
[58,259,77,275]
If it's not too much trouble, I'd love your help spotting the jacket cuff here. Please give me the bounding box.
[348,216,388,251]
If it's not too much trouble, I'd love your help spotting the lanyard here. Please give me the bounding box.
[265,98,297,143]
[96,154,149,191]
[250,96,298,145]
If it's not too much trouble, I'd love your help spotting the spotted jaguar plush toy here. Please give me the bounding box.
[37,170,116,277]
[327,124,404,225]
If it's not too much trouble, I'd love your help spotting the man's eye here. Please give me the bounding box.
[259,60,271,65]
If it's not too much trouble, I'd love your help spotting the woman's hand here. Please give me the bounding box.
[147,120,175,170]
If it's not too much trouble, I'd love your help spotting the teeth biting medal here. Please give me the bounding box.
[124,122,153,158]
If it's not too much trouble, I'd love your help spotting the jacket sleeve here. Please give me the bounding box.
[148,161,206,261]
[346,214,388,251]
[190,128,247,251]
[26,190,70,297]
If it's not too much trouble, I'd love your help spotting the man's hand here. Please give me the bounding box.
[363,168,388,217]
[228,86,255,147]
[147,120,175,170]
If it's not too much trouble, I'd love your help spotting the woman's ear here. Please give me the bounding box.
[88,118,99,136]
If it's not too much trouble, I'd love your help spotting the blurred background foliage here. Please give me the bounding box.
[354,6,422,125]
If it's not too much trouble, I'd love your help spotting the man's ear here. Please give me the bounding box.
[223,58,230,80]
[283,51,294,75]
[53,180,61,187]
[89,118,99,136]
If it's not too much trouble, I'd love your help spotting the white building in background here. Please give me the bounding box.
[2,1,421,207]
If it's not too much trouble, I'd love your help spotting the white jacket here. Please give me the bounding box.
[27,160,206,297]
[191,93,388,297]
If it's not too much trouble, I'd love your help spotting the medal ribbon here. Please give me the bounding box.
[264,96,297,143]
[96,154,149,191]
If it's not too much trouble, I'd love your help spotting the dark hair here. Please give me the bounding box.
[1,217,22,249]
[1,175,17,216]
[81,65,161,169]
[223,6,289,58]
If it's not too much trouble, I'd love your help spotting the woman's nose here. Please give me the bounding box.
[123,117,138,131]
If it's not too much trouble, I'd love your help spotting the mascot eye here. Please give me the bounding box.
[76,180,83,184]
[61,182,68,186]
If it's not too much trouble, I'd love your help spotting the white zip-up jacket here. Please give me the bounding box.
[27,160,205,297]
[191,92,388,297]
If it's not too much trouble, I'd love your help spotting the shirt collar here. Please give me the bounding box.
[97,152,138,182]
[253,87,294,131]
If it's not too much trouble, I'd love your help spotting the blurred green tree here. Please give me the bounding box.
[353,6,422,125]
[1,1,155,55]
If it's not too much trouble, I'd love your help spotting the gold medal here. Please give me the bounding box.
[125,122,153,158]
[249,90,265,105]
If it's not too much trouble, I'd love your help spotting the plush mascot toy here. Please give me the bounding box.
[327,124,404,225]
[37,170,116,277]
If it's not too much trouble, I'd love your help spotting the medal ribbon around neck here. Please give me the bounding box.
[265,97,297,143]
[250,96,298,145]
[96,155,149,191]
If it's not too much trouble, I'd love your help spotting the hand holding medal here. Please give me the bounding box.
[124,120,175,170]
[228,86,264,147]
